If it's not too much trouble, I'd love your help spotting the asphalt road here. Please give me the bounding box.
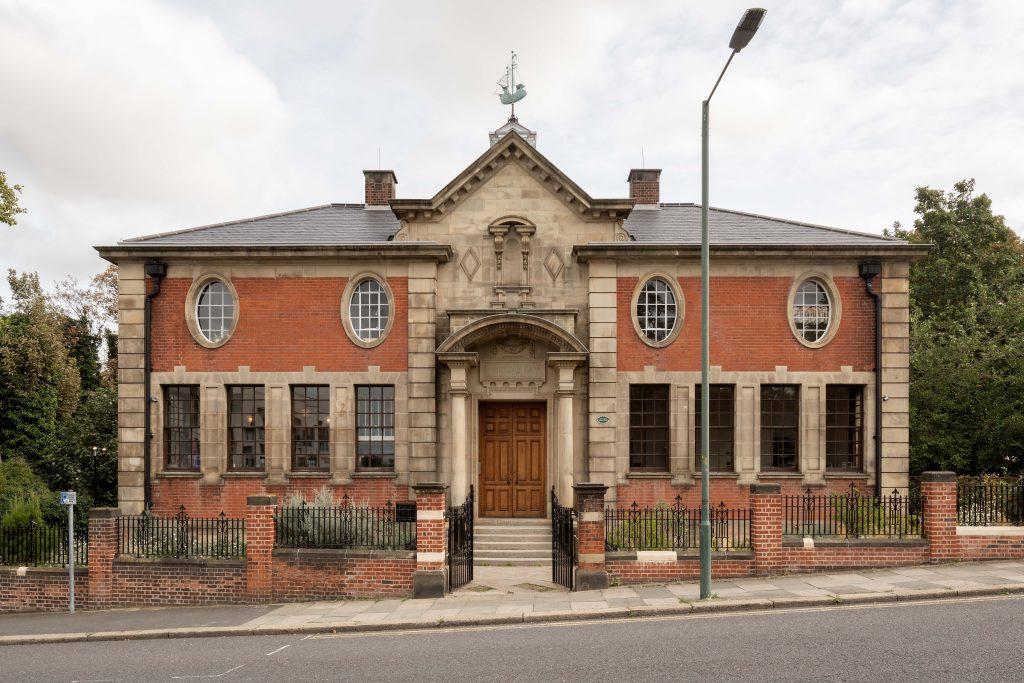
[1,595,1022,681]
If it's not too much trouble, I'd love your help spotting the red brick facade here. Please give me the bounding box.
[272,549,414,600]
[617,276,875,373]
[152,477,409,518]
[615,477,872,510]
[151,277,408,373]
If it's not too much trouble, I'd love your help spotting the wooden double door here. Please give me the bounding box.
[479,402,546,518]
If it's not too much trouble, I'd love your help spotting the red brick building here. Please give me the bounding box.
[97,119,925,531]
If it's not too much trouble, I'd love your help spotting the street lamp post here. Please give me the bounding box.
[699,7,766,601]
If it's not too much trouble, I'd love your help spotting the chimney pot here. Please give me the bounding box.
[363,170,397,206]
[627,168,661,205]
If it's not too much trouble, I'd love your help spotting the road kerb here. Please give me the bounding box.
[2,587,1022,646]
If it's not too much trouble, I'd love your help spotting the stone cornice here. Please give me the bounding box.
[95,243,453,264]
[389,132,634,223]
[572,243,932,262]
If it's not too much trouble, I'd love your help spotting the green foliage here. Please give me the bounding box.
[0,170,26,227]
[892,180,1024,475]
[0,458,61,524]
[1,493,44,527]
[277,486,415,549]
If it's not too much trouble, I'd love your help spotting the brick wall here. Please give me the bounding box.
[607,555,752,584]
[958,532,1024,561]
[272,549,414,600]
[151,277,408,373]
[108,559,246,607]
[617,276,875,372]
[0,567,84,613]
[152,477,410,518]
[780,542,928,571]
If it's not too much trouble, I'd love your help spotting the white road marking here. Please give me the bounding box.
[265,644,291,656]
[308,593,1024,640]
[170,663,245,679]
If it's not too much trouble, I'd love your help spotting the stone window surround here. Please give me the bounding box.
[614,367,876,488]
[149,366,409,487]
[787,271,843,349]
[630,272,684,348]
[341,272,395,349]
[184,273,239,349]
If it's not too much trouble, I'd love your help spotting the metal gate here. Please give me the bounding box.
[447,485,474,591]
[551,488,576,590]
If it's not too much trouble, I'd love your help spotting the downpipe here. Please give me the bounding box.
[142,261,167,510]
[859,262,883,496]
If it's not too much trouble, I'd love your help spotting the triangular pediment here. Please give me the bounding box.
[389,132,634,223]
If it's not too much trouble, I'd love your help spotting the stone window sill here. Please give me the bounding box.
[221,471,268,479]
[758,472,805,479]
[824,472,870,479]
[155,471,203,479]
[286,471,332,479]
[708,472,740,479]
[625,471,673,480]
[350,471,398,479]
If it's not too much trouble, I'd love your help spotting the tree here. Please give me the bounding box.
[0,271,81,470]
[893,180,1024,474]
[0,170,26,226]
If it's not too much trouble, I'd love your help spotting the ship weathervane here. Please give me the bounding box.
[496,51,526,120]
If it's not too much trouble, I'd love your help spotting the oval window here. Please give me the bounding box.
[636,277,678,343]
[195,280,236,343]
[792,279,832,343]
[348,278,391,342]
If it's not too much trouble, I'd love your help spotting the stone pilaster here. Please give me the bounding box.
[438,353,477,505]
[550,353,586,503]
[116,262,146,514]
[407,262,439,486]
[587,260,618,495]
[880,261,911,493]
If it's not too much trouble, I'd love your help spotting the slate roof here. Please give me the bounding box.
[118,201,902,248]
[119,204,399,246]
[623,204,901,246]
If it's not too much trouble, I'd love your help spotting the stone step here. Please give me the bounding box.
[475,518,550,526]
[475,548,551,557]
[476,540,550,550]
[475,527,550,537]
[475,558,552,567]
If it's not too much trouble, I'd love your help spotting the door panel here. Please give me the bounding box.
[479,402,546,518]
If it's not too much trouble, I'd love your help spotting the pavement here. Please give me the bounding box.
[3,560,1024,646]
[4,593,1024,680]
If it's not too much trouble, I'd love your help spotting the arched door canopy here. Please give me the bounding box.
[436,313,588,354]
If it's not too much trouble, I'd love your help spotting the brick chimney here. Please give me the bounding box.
[363,170,397,207]
[627,169,661,206]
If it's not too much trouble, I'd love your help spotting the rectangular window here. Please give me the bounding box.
[164,385,200,471]
[760,385,799,471]
[629,385,670,471]
[695,384,735,472]
[356,385,395,470]
[826,385,864,471]
[291,385,330,471]
[228,385,265,471]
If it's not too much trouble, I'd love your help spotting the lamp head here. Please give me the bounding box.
[729,8,766,52]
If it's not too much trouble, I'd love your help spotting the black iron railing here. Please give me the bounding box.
[958,479,1024,526]
[118,506,245,558]
[275,498,415,551]
[551,488,576,589]
[783,485,921,538]
[604,498,750,551]
[0,521,88,567]
[447,486,474,591]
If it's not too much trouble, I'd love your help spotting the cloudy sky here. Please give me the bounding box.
[2,0,1022,294]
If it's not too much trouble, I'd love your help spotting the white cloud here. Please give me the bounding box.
[2,0,1022,299]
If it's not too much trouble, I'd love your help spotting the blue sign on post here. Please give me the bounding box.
[60,491,77,506]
